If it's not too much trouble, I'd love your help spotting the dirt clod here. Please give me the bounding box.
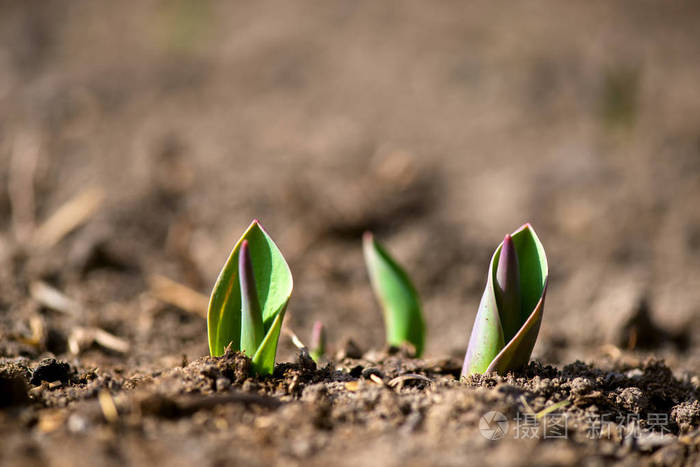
[0,371,30,407]
[30,359,72,386]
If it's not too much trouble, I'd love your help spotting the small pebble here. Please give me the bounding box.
[67,414,88,433]
[31,358,71,386]
[570,377,593,396]
[215,377,231,392]
[361,368,384,380]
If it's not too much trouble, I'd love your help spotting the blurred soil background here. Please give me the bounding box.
[1,1,700,465]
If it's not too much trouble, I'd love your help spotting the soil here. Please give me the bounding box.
[1,1,700,466]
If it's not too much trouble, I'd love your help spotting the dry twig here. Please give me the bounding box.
[68,327,130,355]
[387,373,433,389]
[30,281,81,315]
[98,390,119,423]
[33,187,105,249]
[282,326,306,350]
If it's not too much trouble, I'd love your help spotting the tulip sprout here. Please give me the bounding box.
[206,220,547,376]
[363,232,425,357]
[309,321,326,363]
[462,224,548,376]
[207,220,293,375]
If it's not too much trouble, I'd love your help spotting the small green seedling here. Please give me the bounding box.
[462,223,548,376]
[207,220,293,375]
[309,320,326,363]
[363,232,425,357]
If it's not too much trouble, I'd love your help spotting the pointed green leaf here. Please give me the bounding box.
[251,303,288,375]
[462,224,548,376]
[509,224,547,323]
[207,220,293,375]
[363,232,425,357]
[461,268,505,375]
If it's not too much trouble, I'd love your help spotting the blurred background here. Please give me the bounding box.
[1,1,699,373]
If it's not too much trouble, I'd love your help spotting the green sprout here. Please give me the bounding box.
[207,220,293,375]
[309,320,326,363]
[462,223,548,376]
[363,232,425,357]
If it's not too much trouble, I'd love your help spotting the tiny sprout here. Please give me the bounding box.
[207,220,293,375]
[309,321,326,363]
[462,224,548,376]
[363,232,425,357]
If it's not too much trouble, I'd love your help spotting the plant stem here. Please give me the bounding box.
[239,240,264,356]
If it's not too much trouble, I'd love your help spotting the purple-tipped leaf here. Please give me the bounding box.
[487,278,547,373]
[462,224,548,376]
[309,320,326,363]
[239,240,264,356]
[495,234,522,343]
[207,220,293,375]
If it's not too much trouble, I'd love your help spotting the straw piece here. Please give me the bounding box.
[98,390,119,423]
[33,187,105,249]
[30,281,81,315]
[148,274,208,317]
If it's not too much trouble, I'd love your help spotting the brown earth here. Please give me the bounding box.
[1,1,700,466]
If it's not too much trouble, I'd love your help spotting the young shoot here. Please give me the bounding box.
[309,320,326,363]
[462,223,548,376]
[207,220,293,375]
[363,232,425,357]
